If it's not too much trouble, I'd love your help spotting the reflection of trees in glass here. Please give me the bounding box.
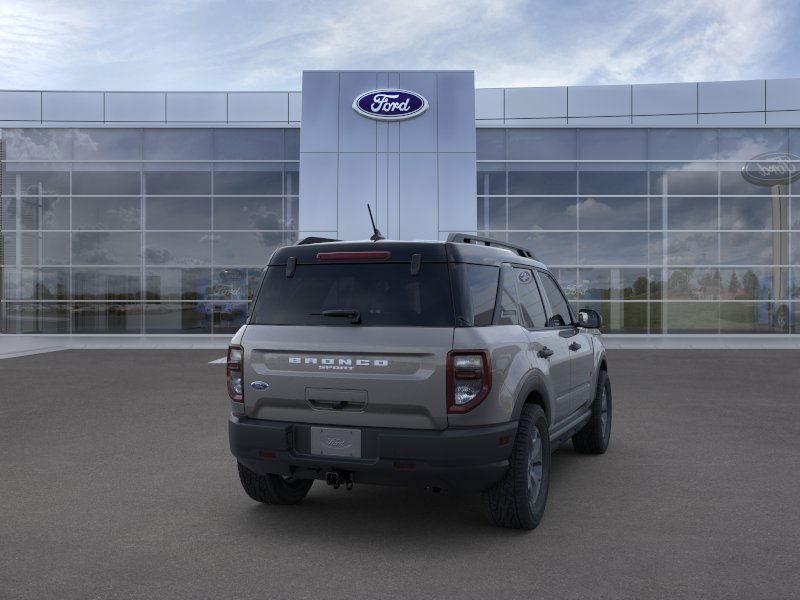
[630,276,648,300]
[742,270,759,300]
[728,271,741,296]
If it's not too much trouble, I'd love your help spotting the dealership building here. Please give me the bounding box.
[1,70,799,339]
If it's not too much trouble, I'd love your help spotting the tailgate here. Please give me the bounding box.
[242,325,454,430]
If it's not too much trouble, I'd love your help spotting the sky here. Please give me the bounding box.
[0,0,798,91]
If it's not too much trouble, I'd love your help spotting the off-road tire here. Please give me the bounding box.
[237,462,314,505]
[572,369,612,454]
[483,404,550,530]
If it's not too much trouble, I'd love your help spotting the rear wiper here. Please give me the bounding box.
[310,309,362,325]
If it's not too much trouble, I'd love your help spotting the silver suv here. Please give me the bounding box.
[228,234,611,530]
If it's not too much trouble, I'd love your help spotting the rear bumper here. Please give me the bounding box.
[229,415,517,492]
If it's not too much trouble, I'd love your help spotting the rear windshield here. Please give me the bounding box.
[250,263,454,326]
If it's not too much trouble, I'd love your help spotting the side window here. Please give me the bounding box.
[539,272,572,327]
[497,266,519,325]
[514,268,547,329]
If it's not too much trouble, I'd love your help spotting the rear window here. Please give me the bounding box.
[250,263,454,326]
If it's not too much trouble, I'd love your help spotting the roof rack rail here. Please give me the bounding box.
[446,233,537,259]
[296,236,339,245]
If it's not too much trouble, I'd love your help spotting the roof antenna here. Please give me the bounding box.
[367,204,385,241]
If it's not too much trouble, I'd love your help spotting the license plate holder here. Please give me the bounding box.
[310,427,362,458]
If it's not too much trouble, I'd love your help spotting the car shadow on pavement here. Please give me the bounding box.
[237,448,584,542]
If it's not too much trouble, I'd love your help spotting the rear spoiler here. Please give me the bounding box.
[297,236,339,245]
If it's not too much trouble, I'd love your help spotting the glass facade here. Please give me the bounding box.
[0,128,299,334]
[478,128,800,335]
[1,125,799,335]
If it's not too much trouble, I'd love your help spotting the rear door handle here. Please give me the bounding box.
[569,342,582,351]
[537,346,554,359]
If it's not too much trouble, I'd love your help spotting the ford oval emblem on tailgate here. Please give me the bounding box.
[250,381,269,390]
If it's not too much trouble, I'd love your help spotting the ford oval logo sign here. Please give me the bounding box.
[353,89,428,121]
[742,152,800,187]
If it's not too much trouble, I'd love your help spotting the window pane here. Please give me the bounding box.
[4,129,72,160]
[2,302,70,333]
[578,129,646,160]
[144,303,212,333]
[72,171,140,195]
[476,129,505,160]
[666,268,720,300]
[477,197,506,230]
[73,129,141,160]
[579,233,649,265]
[514,268,547,328]
[578,197,647,230]
[720,197,784,230]
[507,232,577,265]
[20,196,69,230]
[146,268,212,301]
[580,301,648,334]
[19,232,70,265]
[666,232,718,265]
[451,264,499,326]
[212,267,263,301]
[578,268,649,300]
[213,170,283,195]
[214,129,283,160]
[145,232,212,265]
[72,197,140,230]
[549,267,578,299]
[284,164,299,196]
[144,171,211,195]
[720,168,774,195]
[145,197,211,230]
[668,197,718,230]
[285,129,300,159]
[720,232,777,265]
[143,129,213,160]
[9,170,70,195]
[212,232,283,265]
[718,129,788,160]
[719,302,779,333]
[72,303,142,333]
[72,268,141,300]
[579,171,647,195]
[1,197,16,227]
[508,168,576,195]
[509,197,576,230]
[477,165,506,195]
[213,303,249,333]
[664,302,719,333]
[7,268,69,300]
[507,129,576,160]
[72,232,140,265]
[719,267,785,301]
[539,272,571,326]
[213,197,284,230]
[650,169,717,195]
[648,129,717,161]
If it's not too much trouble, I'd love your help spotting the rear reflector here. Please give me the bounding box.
[316,251,391,261]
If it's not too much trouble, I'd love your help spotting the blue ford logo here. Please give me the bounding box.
[742,152,800,186]
[250,381,269,390]
[352,89,428,121]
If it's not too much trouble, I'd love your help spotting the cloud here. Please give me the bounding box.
[0,0,796,90]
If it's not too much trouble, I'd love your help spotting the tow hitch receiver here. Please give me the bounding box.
[325,470,354,490]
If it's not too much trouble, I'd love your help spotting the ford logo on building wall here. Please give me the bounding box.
[741,152,800,187]
[352,89,428,121]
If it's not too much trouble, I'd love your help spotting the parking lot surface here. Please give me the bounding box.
[1,349,799,599]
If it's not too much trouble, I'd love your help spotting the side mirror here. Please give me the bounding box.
[578,308,602,329]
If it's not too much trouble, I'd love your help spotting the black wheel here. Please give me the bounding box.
[572,369,612,454]
[237,462,314,505]
[483,404,551,530]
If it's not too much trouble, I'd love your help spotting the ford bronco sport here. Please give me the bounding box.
[228,233,611,530]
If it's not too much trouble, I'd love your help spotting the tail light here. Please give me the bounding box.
[447,350,491,413]
[227,345,244,403]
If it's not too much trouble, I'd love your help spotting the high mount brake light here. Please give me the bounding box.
[227,345,244,402]
[316,251,391,261]
[447,350,491,413]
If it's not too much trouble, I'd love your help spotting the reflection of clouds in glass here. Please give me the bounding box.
[667,232,717,265]
[5,130,71,160]
[72,131,100,158]
[720,232,776,265]
[145,234,210,266]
